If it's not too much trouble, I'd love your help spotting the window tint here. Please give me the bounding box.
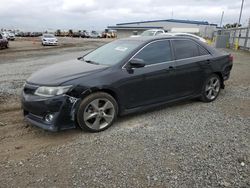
[198,45,210,55]
[173,40,199,59]
[134,40,172,65]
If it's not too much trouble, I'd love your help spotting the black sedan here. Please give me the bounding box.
[22,36,233,132]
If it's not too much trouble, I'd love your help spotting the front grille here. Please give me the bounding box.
[23,83,39,95]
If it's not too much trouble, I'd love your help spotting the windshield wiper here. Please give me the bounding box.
[84,59,99,65]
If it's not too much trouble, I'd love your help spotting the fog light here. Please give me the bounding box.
[44,114,54,122]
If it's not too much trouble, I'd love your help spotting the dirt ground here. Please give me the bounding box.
[0,38,249,187]
[0,37,110,161]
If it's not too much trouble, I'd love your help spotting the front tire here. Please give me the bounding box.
[200,74,221,102]
[77,92,118,132]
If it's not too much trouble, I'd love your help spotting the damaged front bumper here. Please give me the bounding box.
[22,91,79,132]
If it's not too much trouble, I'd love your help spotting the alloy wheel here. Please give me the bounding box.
[205,77,220,100]
[83,98,115,130]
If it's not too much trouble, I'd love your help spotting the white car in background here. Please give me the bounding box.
[41,34,58,46]
[130,29,165,37]
[160,32,207,43]
[8,32,15,41]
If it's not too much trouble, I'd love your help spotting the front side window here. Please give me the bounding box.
[173,40,200,60]
[134,40,173,65]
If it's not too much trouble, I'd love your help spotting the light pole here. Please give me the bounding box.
[237,0,245,28]
[233,0,245,50]
[219,11,224,28]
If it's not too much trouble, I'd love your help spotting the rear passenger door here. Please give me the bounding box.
[172,39,211,97]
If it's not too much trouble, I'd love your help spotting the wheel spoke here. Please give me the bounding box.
[213,79,219,87]
[102,101,113,110]
[213,88,218,95]
[84,111,98,120]
[206,85,212,92]
[92,117,101,129]
[90,99,100,111]
[207,89,213,99]
[103,113,113,123]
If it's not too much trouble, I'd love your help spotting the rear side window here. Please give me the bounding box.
[173,40,200,60]
[134,40,173,65]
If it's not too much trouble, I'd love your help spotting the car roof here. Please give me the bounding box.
[119,35,218,54]
[120,35,198,43]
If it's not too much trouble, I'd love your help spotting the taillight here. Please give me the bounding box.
[229,54,233,62]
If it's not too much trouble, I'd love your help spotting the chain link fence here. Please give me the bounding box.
[214,27,250,51]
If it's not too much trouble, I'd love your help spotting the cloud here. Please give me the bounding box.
[0,0,249,31]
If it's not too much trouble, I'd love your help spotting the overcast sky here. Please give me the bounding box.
[0,0,249,31]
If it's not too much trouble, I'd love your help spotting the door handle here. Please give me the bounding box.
[206,59,211,64]
[168,66,174,70]
[165,66,174,72]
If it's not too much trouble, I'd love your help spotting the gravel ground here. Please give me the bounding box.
[0,39,249,187]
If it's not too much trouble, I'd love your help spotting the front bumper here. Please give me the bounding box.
[22,87,79,132]
[42,41,58,46]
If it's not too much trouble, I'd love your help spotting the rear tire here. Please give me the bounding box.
[77,92,118,132]
[6,43,9,48]
[200,74,221,102]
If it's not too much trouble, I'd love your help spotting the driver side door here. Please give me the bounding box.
[117,40,177,109]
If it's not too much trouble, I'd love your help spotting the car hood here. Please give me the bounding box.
[27,59,109,86]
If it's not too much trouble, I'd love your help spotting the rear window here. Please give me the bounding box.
[173,40,199,59]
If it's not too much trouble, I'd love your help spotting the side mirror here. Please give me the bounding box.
[128,58,146,68]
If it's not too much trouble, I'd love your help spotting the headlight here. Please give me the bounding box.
[34,85,73,97]
[43,39,47,41]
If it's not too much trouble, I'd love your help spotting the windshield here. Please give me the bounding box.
[43,34,55,38]
[141,30,155,36]
[83,40,143,65]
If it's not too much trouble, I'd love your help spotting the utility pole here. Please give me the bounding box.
[233,0,245,50]
[219,11,224,28]
[237,0,244,28]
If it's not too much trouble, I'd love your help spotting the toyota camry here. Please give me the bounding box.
[22,36,233,132]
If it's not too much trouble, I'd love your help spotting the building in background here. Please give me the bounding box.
[108,19,218,38]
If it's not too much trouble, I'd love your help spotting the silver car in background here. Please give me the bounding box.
[41,34,58,46]
[130,29,165,37]
[160,32,207,43]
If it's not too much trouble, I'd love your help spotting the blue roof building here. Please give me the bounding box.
[108,19,217,38]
